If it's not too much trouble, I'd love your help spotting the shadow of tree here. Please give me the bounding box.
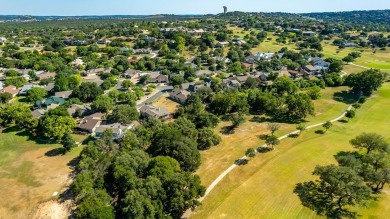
[45,148,65,157]
[257,134,269,140]
[257,147,273,153]
[333,91,360,104]
[250,116,269,123]
[315,130,325,134]
[220,126,235,135]
[338,119,348,123]
[288,133,300,138]
[235,158,248,166]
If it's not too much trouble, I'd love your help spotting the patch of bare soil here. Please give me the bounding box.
[32,200,72,219]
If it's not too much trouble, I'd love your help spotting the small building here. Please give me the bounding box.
[236,75,249,84]
[303,65,319,74]
[44,83,55,93]
[195,69,213,77]
[85,67,112,76]
[124,69,140,79]
[148,72,169,83]
[54,90,73,99]
[140,105,169,119]
[95,123,134,140]
[38,72,56,81]
[72,58,84,67]
[216,42,230,47]
[181,82,195,91]
[35,96,65,109]
[169,89,191,105]
[2,85,20,97]
[188,84,205,93]
[303,31,316,37]
[97,39,111,45]
[67,104,90,117]
[31,109,46,118]
[78,113,104,133]
[344,42,359,47]
[229,80,241,88]
[19,84,43,96]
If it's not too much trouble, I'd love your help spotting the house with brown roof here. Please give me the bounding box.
[169,89,190,105]
[78,112,104,133]
[2,85,20,97]
[236,75,249,84]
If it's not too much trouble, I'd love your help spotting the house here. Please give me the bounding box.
[72,58,84,67]
[139,36,157,41]
[124,69,140,79]
[134,49,153,54]
[229,80,241,88]
[2,85,20,97]
[0,37,6,45]
[67,104,90,117]
[78,113,104,133]
[188,29,205,36]
[38,72,56,80]
[234,40,246,46]
[195,69,213,77]
[213,56,231,64]
[31,109,46,118]
[236,75,249,84]
[97,39,111,45]
[310,57,330,72]
[95,123,134,140]
[303,31,316,37]
[169,89,190,104]
[54,90,73,99]
[181,82,195,90]
[344,42,359,47]
[85,67,112,76]
[279,68,292,78]
[83,79,104,87]
[19,84,43,95]
[148,72,169,83]
[188,84,205,93]
[44,83,55,93]
[35,96,65,109]
[303,65,319,74]
[140,105,169,119]
[216,42,230,47]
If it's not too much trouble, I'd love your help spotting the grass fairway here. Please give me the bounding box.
[196,86,353,187]
[0,128,83,218]
[191,83,390,219]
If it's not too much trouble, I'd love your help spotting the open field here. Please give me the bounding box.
[0,128,84,218]
[196,86,353,187]
[191,83,390,218]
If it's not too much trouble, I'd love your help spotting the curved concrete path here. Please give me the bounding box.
[183,105,352,218]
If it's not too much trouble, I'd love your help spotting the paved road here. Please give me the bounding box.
[136,85,173,108]
[182,105,353,218]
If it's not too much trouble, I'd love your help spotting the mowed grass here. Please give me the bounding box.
[0,128,84,218]
[196,86,352,187]
[191,83,390,219]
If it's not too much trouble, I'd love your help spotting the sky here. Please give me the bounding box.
[1,0,389,16]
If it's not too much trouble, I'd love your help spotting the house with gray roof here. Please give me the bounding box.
[140,105,169,119]
[54,90,73,99]
[169,89,190,105]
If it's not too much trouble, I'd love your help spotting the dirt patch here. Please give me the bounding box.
[0,147,76,218]
[32,200,72,219]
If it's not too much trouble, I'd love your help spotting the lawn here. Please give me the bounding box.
[191,83,390,219]
[152,94,180,114]
[196,86,353,187]
[0,128,84,218]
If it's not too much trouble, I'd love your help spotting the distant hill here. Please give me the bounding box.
[301,10,390,24]
[0,14,209,22]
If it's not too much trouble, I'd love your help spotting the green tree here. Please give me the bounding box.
[91,96,114,112]
[76,189,115,219]
[245,148,256,159]
[265,135,280,150]
[108,105,139,124]
[296,124,306,135]
[0,92,13,103]
[273,76,299,96]
[121,80,134,90]
[38,111,77,141]
[197,128,221,150]
[231,113,246,128]
[306,86,321,100]
[322,121,333,132]
[294,165,372,219]
[73,82,103,102]
[350,133,389,154]
[345,69,387,96]
[345,110,356,121]
[284,93,315,121]
[61,132,76,153]
[26,87,47,103]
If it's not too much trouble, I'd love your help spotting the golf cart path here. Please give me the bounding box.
[183,105,352,218]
